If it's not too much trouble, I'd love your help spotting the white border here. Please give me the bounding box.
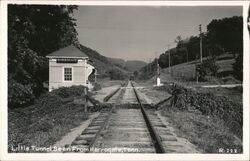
[0,1,249,161]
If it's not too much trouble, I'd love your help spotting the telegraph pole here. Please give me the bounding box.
[155,52,159,76]
[199,24,203,63]
[168,44,171,74]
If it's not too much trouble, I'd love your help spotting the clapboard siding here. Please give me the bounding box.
[48,59,90,91]
[46,46,94,91]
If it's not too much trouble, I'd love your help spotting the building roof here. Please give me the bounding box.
[46,45,88,58]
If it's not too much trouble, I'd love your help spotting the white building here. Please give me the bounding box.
[46,45,95,91]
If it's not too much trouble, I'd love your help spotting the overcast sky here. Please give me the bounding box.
[73,6,242,62]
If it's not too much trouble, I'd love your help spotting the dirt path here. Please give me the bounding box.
[107,88,124,104]
[92,85,120,103]
[135,83,171,104]
[53,112,99,149]
[200,84,242,88]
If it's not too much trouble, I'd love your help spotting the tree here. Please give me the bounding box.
[207,44,224,57]
[207,16,243,55]
[207,16,243,81]
[8,5,78,108]
[158,52,169,68]
[186,36,200,61]
[233,54,243,81]
[175,35,184,48]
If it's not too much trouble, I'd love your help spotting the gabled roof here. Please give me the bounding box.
[46,45,88,58]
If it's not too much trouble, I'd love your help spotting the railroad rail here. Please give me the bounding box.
[69,81,194,153]
[130,81,166,153]
[70,84,124,153]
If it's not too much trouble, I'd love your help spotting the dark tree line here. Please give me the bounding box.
[8,5,78,108]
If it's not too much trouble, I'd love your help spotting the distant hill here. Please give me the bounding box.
[107,57,126,70]
[125,60,147,72]
[108,57,147,72]
[107,57,126,66]
[76,44,130,78]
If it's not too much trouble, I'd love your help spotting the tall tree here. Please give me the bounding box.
[8,5,78,108]
[207,16,243,55]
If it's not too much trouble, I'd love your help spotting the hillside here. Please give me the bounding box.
[125,60,147,72]
[107,57,126,66]
[76,44,130,77]
[108,57,147,72]
[139,54,241,85]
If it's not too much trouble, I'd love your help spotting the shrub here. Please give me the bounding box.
[8,78,35,108]
[169,84,242,138]
[92,82,101,91]
[53,85,88,98]
[196,63,207,81]
[196,56,220,81]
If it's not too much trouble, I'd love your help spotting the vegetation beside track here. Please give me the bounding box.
[8,86,96,152]
[161,109,242,153]
[141,83,242,153]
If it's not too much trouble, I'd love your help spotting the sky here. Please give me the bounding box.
[73,6,242,62]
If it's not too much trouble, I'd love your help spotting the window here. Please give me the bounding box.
[64,67,72,81]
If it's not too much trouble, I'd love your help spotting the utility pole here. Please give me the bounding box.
[168,44,171,74]
[155,52,159,76]
[199,24,203,63]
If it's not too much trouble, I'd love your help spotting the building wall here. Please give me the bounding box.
[49,58,88,91]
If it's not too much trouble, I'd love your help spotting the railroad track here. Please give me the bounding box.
[69,81,195,153]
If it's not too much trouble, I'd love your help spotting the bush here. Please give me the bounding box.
[196,56,219,81]
[8,78,35,108]
[196,64,207,81]
[92,82,101,91]
[169,84,242,138]
[53,85,88,98]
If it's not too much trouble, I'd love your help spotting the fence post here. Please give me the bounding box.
[196,70,199,83]
[84,87,88,112]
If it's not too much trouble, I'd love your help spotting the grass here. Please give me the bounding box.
[161,109,242,153]
[8,86,91,152]
[138,80,243,153]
